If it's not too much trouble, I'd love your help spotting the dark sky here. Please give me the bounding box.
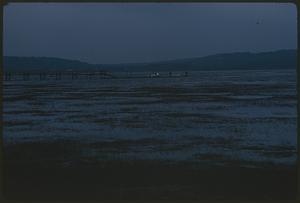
[4,3,297,64]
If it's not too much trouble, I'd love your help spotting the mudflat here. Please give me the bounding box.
[3,140,297,201]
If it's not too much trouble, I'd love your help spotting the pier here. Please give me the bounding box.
[3,71,114,81]
[3,71,189,81]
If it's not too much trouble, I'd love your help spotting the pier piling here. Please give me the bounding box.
[23,73,30,81]
[55,72,62,80]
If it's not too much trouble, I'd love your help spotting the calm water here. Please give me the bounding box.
[3,69,297,167]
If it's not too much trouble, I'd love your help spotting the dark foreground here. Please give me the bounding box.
[3,140,297,201]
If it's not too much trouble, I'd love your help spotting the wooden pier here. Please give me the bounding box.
[3,71,114,81]
[3,71,189,81]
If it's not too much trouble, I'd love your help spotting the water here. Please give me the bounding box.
[3,69,297,167]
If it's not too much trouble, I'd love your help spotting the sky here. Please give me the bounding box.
[3,3,297,64]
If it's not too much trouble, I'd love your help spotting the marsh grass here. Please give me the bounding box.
[3,72,297,200]
[3,120,37,127]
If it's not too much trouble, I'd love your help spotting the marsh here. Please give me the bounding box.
[3,69,297,200]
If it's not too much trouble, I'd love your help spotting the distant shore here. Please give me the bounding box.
[4,49,297,72]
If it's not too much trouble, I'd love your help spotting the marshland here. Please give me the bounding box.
[3,69,297,200]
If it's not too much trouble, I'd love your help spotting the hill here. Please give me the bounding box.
[3,49,297,72]
[3,56,100,72]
